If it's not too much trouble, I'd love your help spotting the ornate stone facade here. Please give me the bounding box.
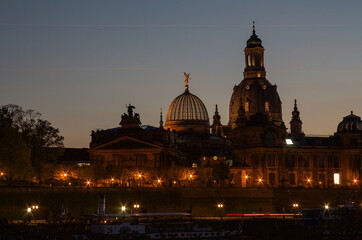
[89,24,362,189]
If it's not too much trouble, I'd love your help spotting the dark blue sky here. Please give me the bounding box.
[1,1,362,147]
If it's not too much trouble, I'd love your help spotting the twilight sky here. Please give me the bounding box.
[1,0,362,147]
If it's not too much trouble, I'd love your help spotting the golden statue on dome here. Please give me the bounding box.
[184,72,191,92]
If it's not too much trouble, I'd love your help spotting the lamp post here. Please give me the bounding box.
[133,204,140,214]
[28,205,39,224]
[292,203,300,218]
[217,203,224,221]
[121,205,126,218]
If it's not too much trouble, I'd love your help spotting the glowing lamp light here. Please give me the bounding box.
[63,173,67,177]
[111,178,114,182]
[307,178,311,183]
[27,208,31,213]
[286,139,293,145]
[0,172,4,176]
[353,179,358,184]
[173,181,176,184]
[217,203,224,208]
[189,174,193,178]
[245,175,248,179]
[138,174,142,178]
[258,178,262,183]
[121,206,126,212]
[293,203,299,208]
[157,179,161,183]
[325,204,329,210]
[133,204,140,209]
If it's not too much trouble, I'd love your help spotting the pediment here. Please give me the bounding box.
[93,136,160,150]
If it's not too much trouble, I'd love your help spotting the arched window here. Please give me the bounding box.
[245,102,249,112]
[254,53,261,67]
[289,173,296,185]
[269,173,275,185]
[265,102,269,112]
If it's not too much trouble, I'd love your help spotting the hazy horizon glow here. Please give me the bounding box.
[1,1,362,147]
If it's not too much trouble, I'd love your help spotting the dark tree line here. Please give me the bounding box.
[0,104,64,184]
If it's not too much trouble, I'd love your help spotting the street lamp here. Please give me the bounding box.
[217,203,224,221]
[86,180,91,187]
[324,204,329,210]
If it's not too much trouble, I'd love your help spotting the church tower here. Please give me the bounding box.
[290,99,304,137]
[211,104,222,134]
[243,22,266,79]
[228,22,286,147]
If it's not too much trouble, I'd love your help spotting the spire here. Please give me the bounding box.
[290,99,304,136]
[213,104,221,125]
[211,104,222,135]
[184,72,191,93]
[244,21,265,79]
[159,108,163,128]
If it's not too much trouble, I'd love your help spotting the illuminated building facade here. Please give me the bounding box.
[89,23,361,189]
[216,24,362,188]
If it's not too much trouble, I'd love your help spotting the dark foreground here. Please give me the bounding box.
[0,216,361,240]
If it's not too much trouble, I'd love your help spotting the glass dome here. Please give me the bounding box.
[166,91,209,122]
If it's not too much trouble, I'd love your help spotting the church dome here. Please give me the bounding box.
[247,31,263,48]
[229,78,283,128]
[165,73,210,133]
[229,23,284,129]
[166,91,209,122]
[337,111,362,133]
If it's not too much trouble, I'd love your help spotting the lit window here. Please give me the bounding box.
[286,139,293,145]
[192,163,197,168]
[246,85,250,90]
[334,173,340,185]
[265,102,269,112]
[262,85,266,90]
[213,156,218,161]
[245,102,249,112]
